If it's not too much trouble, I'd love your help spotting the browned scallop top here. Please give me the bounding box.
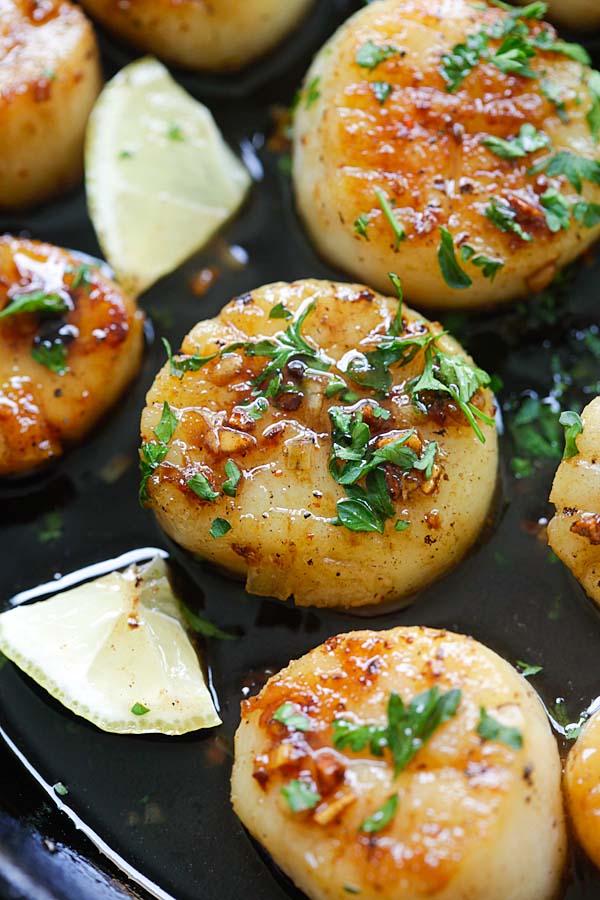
[0,235,143,476]
[142,281,494,512]
[308,0,598,252]
[240,627,529,892]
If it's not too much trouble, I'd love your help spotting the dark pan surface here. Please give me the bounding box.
[2,3,600,898]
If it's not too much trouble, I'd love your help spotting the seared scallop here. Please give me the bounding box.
[77,0,314,72]
[0,0,102,210]
[231,625,566,900]
[547,397,600,603]
[517,0,600,31]
[293,0,600,310]
[140,278,498,609]
[565,708,600,869]
[0,236,144,476]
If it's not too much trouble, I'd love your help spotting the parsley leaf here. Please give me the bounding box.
[540,188,571,232]
[68,263,93,292]
[31,340,69,375]
[354,214,370,239]
[376,188,406,249]
[355,41,399,71]
[222,459,242,496]
[281,779,321,812]
[153,401,178,444]
[187,473,220,502]
[460,245,504,281]
[440,31,488,92]
[0,290,69,320]
[533,30,590,65]
[485,196,533,242]
[559,410,583,459]
[573,201,600,228]
[162,337,218,379]
[488,33,536,78]
[304,76,321,109]
[273,702,312,732]
[359,795,398,834]
[38,510,63,544]
[372,81,392,104]
[477,707,523,750]
[533,150,600,192]
[335,497,386,533]
[131,702,150,716]
[438,227,473,289]
[210,517,231,538]
[269,303,292,321]
[482,123,550,160]
[139,442,169,504]
[541,78,568,123]
[53,782,69,797]
[587,70,600,143]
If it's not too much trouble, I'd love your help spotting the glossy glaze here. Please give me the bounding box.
[140,279,497,608]
[232,625,566,900]
[0,236,144,476]
[0,0,101,210]
[293,0,600,309]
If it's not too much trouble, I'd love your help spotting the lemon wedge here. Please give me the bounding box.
[0,557,221,735]
[85,57,251,296]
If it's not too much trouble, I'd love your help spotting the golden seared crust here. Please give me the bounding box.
[548,396,600,603]
[565,711,600,868]
[140,279,498,608]
[0,0,101,210]
[293,0,600,310]
[78,0,314,71]
[231,626,566,900]
[0,236,144,476]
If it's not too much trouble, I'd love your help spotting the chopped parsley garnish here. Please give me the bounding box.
[540,188,571,233]
[31,340,69,375]
[38,510,63,544]
[438,227,473,289]
[477,708,523,750]
[222,459,242,496]
[210,517,231,538]
[482,123,550,160]
[281,779,321,813]
[333,687,461,776]
[559,410,583,459]
[167,123,184,141]
[587,70,600,143]
[354,214,370,239]
[131,702,150,716]
[395,519,410,532]
[375,188,406,249]
[532,30,590,65]
[372,81,392,104]
[573,201,600,228]
[53,782,69,797]
[412,346,494,443]
[180,602,235,640]
[460,245,504,281]
[162,337,218,379]
[488,33,536,78]
[139,401,178,504]
[187,473,220,502]
[0,290,69,320]
[269,302,292,320]
[355,41,399,71]
[440,31,488,92]
[359,795,398,834]
[516,660,543,677]
[507,394,563,478]
[531,150,600,192]
[541,78,568,123]
[273,702,311,732]
[68,263,93,292]
[485,196,533,242]
[304,76,321,109]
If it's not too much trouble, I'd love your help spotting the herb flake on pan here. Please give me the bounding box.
[477,708,523,750]
[131,702,150,716]
[516,660,543,677]
[359,795,398,834]
[180,602,236,641]
[281,779,321,813]
[559,410,583,459]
